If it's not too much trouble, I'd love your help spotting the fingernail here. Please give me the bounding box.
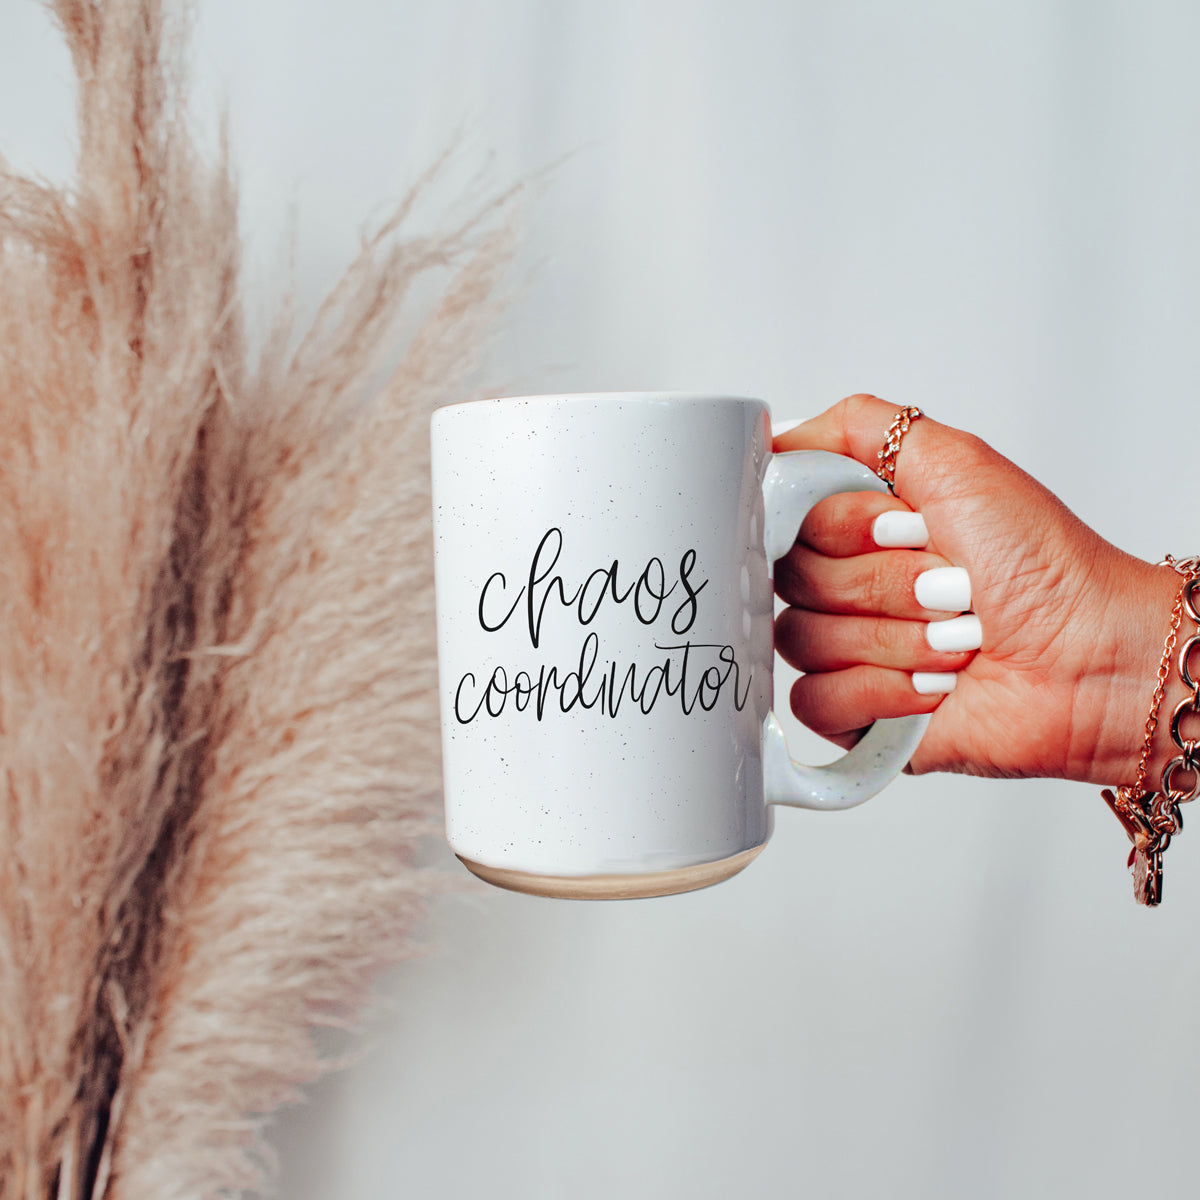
[914,566,971,612]
[926,613,982,653]
[913,672,957,695]
[872,510,929,548]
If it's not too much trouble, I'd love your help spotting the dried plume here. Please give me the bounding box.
[0,1,515,1196]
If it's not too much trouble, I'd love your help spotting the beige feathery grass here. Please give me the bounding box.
[0,2,514,1196]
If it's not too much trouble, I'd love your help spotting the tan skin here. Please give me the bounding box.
[773,393,1181,786]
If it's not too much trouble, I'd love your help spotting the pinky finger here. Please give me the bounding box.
[789,665,948,739]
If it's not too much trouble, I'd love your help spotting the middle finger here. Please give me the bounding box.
[774,544,956,619]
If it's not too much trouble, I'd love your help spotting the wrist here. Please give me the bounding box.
[1080,553,1190,788]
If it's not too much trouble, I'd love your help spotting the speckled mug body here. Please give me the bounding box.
[432,394,776,889]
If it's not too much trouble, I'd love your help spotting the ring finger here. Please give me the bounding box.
[775,607,976,674]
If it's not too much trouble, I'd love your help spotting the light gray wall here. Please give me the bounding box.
[4,2,1199,1197]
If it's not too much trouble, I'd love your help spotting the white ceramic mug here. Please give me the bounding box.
[431,393,928,899]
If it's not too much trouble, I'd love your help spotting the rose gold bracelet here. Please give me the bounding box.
[1101,555,1200,906]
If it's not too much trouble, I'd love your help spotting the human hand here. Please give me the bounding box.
[773,394,1178,784]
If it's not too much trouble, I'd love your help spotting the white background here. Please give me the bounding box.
[4,2,1200,1197]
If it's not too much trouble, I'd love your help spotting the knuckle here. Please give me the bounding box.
[925,429,993,492]
[801,493,869,549]
[798,497,836,546]
[841,392,882,434]
[775,608,815,669]
[842,391,882,413]
[865,556,898,612]
[772,553,808,607]
[949,431,991,470]
[865,616,895,662]
[885,551,926,613]
[789,673,834,733]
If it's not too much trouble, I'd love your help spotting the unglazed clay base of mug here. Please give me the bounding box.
[457,843,766,900]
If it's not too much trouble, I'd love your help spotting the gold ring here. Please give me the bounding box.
[875,406,923,494]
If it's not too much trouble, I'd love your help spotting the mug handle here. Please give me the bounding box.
[762,450,931,811]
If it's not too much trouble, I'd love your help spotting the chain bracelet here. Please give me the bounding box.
[1100,556,1200,904]
[1149,558,1200,842]
[1160,568,1200,796]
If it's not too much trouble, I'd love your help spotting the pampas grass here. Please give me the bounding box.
[0,1,514,1196]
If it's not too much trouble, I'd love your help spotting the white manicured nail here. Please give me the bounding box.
[926,614,982,653]
[872,511,929,548]
[913,672,957,695]
[914,566,972,612]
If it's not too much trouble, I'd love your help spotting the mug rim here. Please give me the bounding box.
[433,391,767,419]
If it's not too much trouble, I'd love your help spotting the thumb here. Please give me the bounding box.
[773,393,964,511]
